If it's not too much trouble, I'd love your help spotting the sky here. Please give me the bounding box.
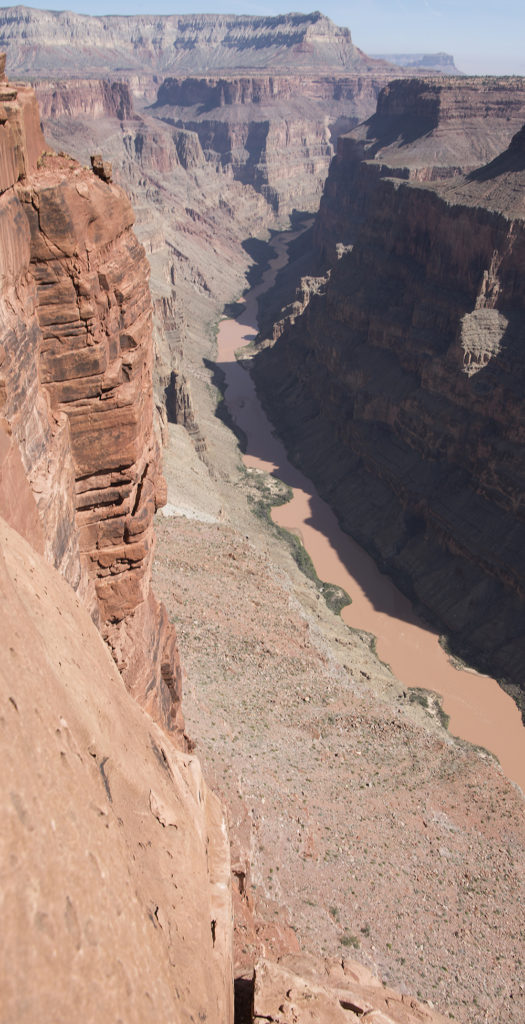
[3,1,524,76]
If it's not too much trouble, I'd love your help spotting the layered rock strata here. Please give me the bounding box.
[153,73,391,216]
[0,63,233,1021]
[315,76,525,261]
[0,9,391,77]
[254,110,525,711]
[0,64,184,738]
[34,77,135,121]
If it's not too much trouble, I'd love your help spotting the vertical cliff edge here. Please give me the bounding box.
[0,56,233,1023]
[0,54,185,738]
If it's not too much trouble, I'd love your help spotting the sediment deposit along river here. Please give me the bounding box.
[217,232,525,792]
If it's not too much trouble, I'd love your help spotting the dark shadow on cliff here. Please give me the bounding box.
[203,357,248,452]
[234,974,254,1024]
[242,236,277,288]
[467,124,525,181]
[361,113,437,151]
[245,307,525,717]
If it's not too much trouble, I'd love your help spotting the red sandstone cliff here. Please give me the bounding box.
[0,58,184,739]
[0,59,234,1022]
[254,81,525,714]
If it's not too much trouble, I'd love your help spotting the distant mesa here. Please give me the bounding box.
[0,7,390,76]
[371,52,463,75]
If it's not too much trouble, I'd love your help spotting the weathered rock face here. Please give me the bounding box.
[253,955,450,1024]
[0,67,185,739]
[153,73,391,216]
[0,8,389,77]
[0,516,233,1024]
[355,75,525,171]
[254,103,525,712]
[0,64,236,1024]
[155,72,386,112]
[34,78,135,121]
[0,60,84,591]
[315,76,525,261]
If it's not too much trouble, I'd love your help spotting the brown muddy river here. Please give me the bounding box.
[217,232,525,792]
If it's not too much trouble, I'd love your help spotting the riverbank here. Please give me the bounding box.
[215,230,525,793]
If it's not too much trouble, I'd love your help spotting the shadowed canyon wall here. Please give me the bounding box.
[254,79,525,714]
[152,72,392,217]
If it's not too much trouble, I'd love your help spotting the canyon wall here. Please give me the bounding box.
[0,61,233,1023]
[315,76,525,261]
[0,517,233,1024]
[254,80,525,713]
[0,8,390,77]
[34,77,135,121]
[0,62,185,739]
[152,73,391,217]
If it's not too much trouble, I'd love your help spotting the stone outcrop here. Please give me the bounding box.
[0,516,233,1024]
[253,84,525,713]
[0,66,234,1024]
[253,955,449,1024]
[0,65,185,739]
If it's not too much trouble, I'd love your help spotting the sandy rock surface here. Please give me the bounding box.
[0,517,233,1024]
[253,954,451,1023]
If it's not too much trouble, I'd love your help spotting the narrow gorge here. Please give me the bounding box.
[1,10,524,1024]
[254,76,525,721]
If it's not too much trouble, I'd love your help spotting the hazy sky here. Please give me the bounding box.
[4,2,524,76]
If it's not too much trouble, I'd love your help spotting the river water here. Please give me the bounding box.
[216,231,525,792]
